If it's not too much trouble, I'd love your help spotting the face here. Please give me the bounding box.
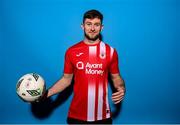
[82,18,103,41]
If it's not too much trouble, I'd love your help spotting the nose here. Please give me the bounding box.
[90,25,95,31]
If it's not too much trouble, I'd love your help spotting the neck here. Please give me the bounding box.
[83,37,100,45]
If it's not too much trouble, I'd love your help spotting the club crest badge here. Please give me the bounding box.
[99,53,106,59]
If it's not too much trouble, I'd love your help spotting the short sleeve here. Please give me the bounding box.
[63,49,74,74]
[109,49,120,74]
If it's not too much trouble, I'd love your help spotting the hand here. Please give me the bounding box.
[112,87,125,104]
[35,90,48,103]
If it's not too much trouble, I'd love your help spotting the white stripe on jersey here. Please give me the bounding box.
[87,46,97,121]
[97,83,103,120]
[87,84,96,121]
[89,46,97,57]
[100,42,106,59]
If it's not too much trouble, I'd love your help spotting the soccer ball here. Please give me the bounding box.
[16,73,46,102]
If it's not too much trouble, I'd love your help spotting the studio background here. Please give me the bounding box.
[0,0,179,124]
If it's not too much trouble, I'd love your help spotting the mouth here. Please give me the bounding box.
[89,32,96,35]
[85,31,100,41]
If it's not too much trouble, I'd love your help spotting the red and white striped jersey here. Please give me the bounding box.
[64,41,119,121]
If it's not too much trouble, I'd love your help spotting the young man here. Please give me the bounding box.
[46,9,125,124]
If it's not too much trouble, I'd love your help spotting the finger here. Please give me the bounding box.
[112,93,124,99]
[112,91,125,97]
[112,96,124,102]
[112,89,125,95]
[112,91,121,96]
[112,97,124,103]
[112,93,124,100]
[114,99,121,104]
[112,91,125,96]
[113,97,124,104]
[114,100,120,104]
[112,95,124,101]
[116,87,125,92]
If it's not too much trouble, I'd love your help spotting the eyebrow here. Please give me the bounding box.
[85,22,101,25]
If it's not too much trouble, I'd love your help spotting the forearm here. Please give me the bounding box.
[47,75,72,97]
[111,74,125,90]
[111,73,125,104]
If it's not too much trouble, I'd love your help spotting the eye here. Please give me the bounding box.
[94,23,101,27]
[86,23,92,26]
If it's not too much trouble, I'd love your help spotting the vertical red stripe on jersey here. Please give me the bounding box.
[105,78,111,118]
[94,44,100,121]
[110,47,114,61]
[106,44,111,119]
[102,78,106,119]
[97,81,103,120]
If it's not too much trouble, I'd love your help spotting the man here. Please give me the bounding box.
[46,9,125,124]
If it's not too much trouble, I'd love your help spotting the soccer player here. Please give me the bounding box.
[46,9,125,124]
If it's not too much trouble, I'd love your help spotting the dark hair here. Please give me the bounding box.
[83,9,103,24]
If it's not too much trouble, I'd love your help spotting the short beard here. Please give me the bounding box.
[84,32,100,41]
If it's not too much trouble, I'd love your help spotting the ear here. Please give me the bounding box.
[81,23,84,30]
[100,24,104,31]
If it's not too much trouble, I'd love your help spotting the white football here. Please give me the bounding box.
[16,73,46,102]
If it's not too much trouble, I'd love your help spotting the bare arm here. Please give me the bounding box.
[111,73,125,104]
[47,73,73,98]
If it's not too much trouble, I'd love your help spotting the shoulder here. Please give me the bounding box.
[101,41,116,53]
[101,41,118,60]
[66,41,84,54]
[101,41,114,49]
